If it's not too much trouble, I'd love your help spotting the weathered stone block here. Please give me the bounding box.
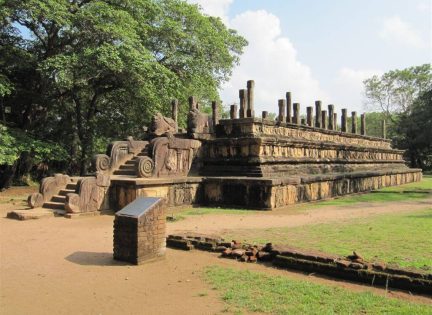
[113,197,166,265]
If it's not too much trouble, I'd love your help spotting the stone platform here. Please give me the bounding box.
[23,79,423,215]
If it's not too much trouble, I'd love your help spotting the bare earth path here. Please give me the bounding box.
[1,189,431,314]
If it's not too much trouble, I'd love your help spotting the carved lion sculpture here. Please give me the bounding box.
[187,108,213,134]
[150,113,177,136]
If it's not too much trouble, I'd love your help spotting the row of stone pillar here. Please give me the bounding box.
[272,96,368,135]
[171,86,386,138]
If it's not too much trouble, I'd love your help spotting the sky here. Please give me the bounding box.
[188,0,432,115]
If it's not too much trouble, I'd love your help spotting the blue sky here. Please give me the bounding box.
[190,0,431,114]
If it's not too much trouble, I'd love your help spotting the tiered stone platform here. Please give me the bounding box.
[200,117,421,208]
[22,79,422,216]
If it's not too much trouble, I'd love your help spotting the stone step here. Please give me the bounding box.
[58,189,76,196]
[119,164,135,170]
[113,169,136,176]
[43,201,65,210]
[125,160,137,165]
[66,183,78,190]
[51,195,66,203]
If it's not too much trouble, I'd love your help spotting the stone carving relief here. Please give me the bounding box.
[27,174,71,208]
[65,172,110,213]
[187,108,213,134]
[147,135,201,178]
[94,137,149,174]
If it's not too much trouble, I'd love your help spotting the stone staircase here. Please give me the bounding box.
[112,149,150,177]
[42,179,80,212]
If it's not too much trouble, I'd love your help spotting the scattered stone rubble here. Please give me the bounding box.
[166,234,432,295]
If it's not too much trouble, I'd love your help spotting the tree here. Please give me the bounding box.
[394,90,432,170]
[0,123,68,189]
[363,64,432,122]
[1,0,247,175]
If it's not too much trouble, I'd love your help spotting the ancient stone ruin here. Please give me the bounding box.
[166,233,432,295]
[22,80,422,216]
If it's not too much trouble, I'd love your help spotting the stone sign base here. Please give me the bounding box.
[113,197,166,265]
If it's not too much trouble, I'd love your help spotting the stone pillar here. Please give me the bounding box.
[306,106,313,127]
[286,92,292,123]
[333,113,338,130]
[246,80,255,117]
[293,103,300,125]
[351,111,357,134]
[262,111,269,120]
[278,99,286,124]
[114,197,166,265]
[212,101,219,127]
[239,89,247,118]
[188,96,197,111]
[171,99,178,132]
[230,104,238,119]
[360,113,366,135]
[315,101,322,128]
[382,120,386,139]
[341,109,347,132]
[328,104,334,130]
[321,110,328,129]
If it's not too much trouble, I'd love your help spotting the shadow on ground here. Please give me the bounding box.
[65,251,129,266]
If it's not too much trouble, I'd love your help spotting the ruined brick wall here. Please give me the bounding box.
[113,197,166,264]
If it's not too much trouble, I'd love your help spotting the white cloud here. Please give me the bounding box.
[187,0,233,24]
[379,16,425,48]
[416,1,431,12]
[220,10,329,116]
[330,68,383,112]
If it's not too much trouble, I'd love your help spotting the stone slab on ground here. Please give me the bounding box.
[6,208,59,220]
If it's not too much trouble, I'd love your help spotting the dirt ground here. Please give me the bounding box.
[1,187,431,315]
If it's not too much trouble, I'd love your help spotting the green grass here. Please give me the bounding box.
[167,207,263,221]
[380,175,432,192]
[204,266,432,315]
[224,208,432,270]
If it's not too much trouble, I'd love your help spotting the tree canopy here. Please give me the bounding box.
[363,64,431,121]
[0,0,247,176]
[363,65,432,170]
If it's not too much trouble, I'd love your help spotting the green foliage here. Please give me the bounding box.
[204,266,432,314]
[363,64,432,120]
[1,0,247,174]
[394,90,432,170]
[0,124,68,166]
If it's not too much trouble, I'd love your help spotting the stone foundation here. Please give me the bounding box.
[203,169,422,209]
[110,177,202,211]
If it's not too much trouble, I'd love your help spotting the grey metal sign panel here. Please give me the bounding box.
[116,197,161,218]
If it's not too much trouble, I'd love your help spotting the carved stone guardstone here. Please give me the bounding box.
[113,197,166,265]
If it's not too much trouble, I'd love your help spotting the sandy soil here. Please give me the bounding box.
[1,188,431,315]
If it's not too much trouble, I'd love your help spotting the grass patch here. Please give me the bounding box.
[204,266,432,315]
[224,208,432,270]
[167,207,263,222]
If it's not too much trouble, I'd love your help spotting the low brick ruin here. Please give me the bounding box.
[113,197,166,264]
[166,234,432,295]
[20,79,421,217]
